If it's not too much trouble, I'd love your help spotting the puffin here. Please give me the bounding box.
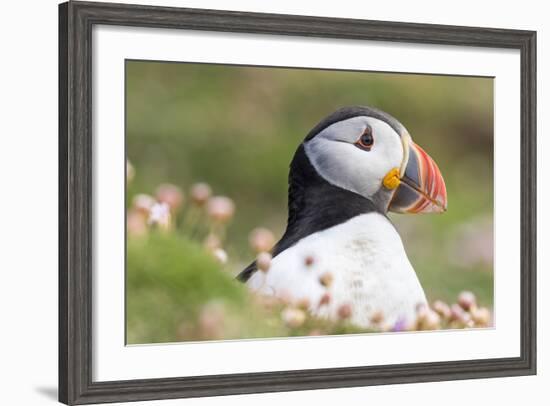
[237,106,447,329]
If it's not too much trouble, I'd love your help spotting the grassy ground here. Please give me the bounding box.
[126,61,494,344]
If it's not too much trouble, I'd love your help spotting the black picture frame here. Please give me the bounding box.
[59,1,537,404]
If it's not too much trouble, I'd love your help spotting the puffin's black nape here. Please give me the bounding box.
[304,105,405,141]
[237,144,380,282]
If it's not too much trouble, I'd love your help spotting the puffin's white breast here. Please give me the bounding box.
[247,213,426,329]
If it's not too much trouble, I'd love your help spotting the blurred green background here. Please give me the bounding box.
[126,60,494,344]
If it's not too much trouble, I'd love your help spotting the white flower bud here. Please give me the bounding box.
[126,160,135,183]
[133,194,155,215]
[256,252,272,272]
[147,202,171,230]
[249,227,276,253]
[319,272,334,287]
[156,183,184,211]
[212,248,228,264]
[190,182,212,207]
[282,308,306,328]
[471,307,491,327]
[207,196,235,223]
[458,291,477,311]
[337,304,352,320]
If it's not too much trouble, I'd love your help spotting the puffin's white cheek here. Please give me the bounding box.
[305,140,384,198]
[369,148,403,182]
[332,143,402,197]
[347,152,386,196]
[371,137,404,177]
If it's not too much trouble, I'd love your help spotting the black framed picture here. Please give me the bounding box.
[59,1,536,404]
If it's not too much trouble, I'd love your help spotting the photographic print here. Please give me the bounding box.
[125,60,494,344]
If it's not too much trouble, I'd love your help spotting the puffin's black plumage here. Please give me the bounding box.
[237,106,402,282]
[237,144,379,282]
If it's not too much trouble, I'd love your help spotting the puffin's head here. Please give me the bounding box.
[303,106,447,214]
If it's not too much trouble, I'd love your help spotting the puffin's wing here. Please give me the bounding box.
[236,260,256,282]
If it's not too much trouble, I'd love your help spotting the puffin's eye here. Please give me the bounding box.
[356,127,374,151]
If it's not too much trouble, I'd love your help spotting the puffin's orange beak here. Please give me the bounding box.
[388,141,447,214]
